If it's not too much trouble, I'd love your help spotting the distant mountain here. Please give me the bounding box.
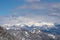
[1,23,60,35]
[45,23,60,35]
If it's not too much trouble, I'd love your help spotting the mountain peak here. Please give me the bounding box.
[2,22,54,28]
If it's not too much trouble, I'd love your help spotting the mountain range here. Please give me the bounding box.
[0,22,60,40]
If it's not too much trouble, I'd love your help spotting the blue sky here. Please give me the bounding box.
[0,0,60,16]
[0,0,60,25]
[0,0,22,16]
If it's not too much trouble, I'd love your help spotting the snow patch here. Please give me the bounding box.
[48,34,56,39]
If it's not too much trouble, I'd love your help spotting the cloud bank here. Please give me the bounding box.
[0,0,60,25]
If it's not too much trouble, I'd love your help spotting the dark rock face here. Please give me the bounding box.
[0,26,16,40]
[0,26,60,40]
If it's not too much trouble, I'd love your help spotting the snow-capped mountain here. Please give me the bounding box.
[1,22,60,35]
[2,22,54,29]
[0,23,60,40]
[2,22,54,26]
[0,26,60,40]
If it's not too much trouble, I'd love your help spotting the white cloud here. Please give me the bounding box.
[9,2,60,23]
[1,2,60,25]
[1,15,55,27]
[0,15,57,25]
[25,0,40,3]
[18,4,45,10]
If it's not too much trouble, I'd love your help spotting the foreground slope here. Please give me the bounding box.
[0,26,60,40]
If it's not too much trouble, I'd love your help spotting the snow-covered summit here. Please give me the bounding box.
[2,22,54,27]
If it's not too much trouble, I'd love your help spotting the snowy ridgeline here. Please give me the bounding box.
[0,26,60,40]
[2,23,60,35]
